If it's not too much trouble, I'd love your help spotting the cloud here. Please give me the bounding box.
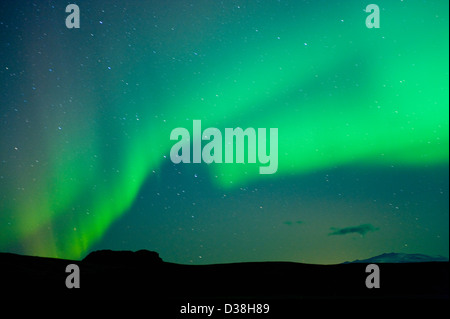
[283,220,303,226]
[328,223,378,236]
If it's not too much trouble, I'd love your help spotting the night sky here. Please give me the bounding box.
[0,0,448,265]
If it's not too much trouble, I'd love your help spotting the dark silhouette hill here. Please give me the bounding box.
[0,250,448,300]
[82,249,163,265]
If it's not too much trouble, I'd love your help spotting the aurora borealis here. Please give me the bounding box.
[0,0,448,264]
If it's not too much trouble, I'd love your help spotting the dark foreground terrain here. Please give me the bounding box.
[1,250,448,301]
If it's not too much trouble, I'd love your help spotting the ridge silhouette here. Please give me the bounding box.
[0,250,448,300]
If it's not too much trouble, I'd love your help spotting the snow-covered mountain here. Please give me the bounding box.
[345,252,449,263]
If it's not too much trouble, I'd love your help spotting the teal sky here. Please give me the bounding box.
[0,0,448,264]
